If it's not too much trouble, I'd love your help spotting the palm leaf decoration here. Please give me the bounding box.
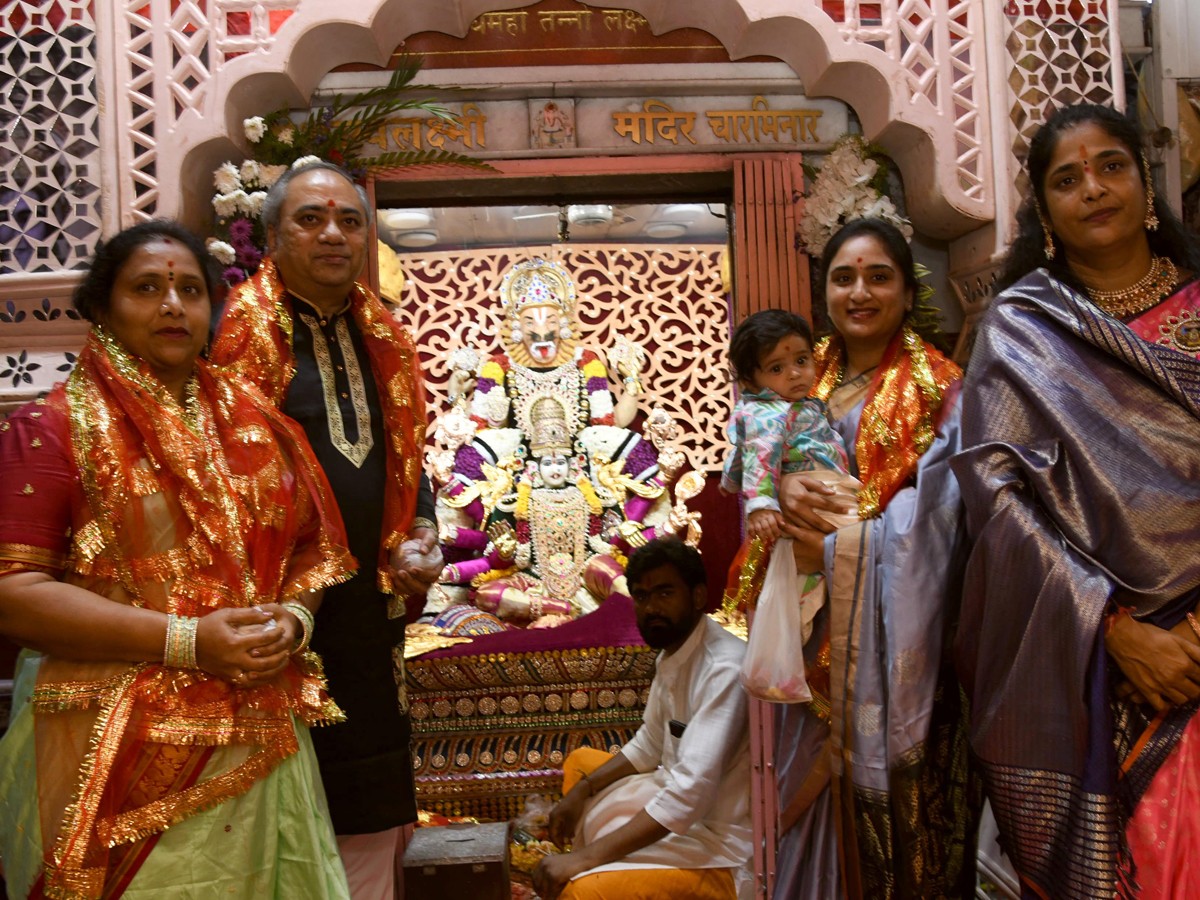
[249,55,491,173]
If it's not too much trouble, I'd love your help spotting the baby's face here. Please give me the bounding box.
[752,333,815,401]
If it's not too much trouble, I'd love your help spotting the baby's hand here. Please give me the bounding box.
[747,509,784,541]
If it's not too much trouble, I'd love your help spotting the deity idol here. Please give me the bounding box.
[449,257,644,433]
[426,258,701,625]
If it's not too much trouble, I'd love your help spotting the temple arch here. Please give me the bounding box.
[166,0,993,239]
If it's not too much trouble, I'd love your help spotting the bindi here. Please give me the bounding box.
[327,199,336,207]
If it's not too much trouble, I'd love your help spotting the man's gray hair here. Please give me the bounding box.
[261,160,374,233]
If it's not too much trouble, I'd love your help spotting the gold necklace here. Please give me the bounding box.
[1085,256,1179,318]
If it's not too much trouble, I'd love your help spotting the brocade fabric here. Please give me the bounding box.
[211,258,429,592]
[773,345,979,900]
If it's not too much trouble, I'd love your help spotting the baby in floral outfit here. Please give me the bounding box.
[721,309,859,647]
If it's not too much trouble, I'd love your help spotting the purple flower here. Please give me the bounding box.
[621,440,658,477]
[222,266,248,286]
[238,245,263,270]
[228,217,254,241]
[587,376,609,393]
[455,445,485,481]
[475,377,496,394]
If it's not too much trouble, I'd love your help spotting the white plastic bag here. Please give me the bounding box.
[739,538,813,703]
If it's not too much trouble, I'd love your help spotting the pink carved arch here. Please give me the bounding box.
[171,0,993,238]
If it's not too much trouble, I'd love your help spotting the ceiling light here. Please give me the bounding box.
[644,222,688,239]
[382,208,434,231]
[568,204,613,226]
[394,229,439,248]
[661,203,707,221]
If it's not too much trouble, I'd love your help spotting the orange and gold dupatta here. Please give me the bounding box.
[211,258,428,592]
[812,325,961,518]
[29,328,354,899]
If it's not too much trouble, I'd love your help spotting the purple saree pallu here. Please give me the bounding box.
[953,270,1200,899]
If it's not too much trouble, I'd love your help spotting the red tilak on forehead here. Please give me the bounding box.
[327,199,336,207]
[167,259,174,267]
[856,257,863,264]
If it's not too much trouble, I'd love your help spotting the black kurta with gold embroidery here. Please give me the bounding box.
[284,296,435,834]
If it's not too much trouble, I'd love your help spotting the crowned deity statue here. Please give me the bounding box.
[448,257,644,433]
[425,258,702,626]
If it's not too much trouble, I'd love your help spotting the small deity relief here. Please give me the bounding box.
[425,257,700,628]
[530,99,576,150]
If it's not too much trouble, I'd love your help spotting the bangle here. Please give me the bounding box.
[282,602,315,654]
[1187,613,1200,642]
[412,517,437,532]
[164,613,199,669]
[578,772,594,797]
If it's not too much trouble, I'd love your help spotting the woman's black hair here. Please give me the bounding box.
[998,102,1200,292]
[729,308,814,383]
[816,217,949,352]
[72,220,216,323]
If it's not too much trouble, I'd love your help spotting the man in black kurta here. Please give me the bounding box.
[212,161,440,898]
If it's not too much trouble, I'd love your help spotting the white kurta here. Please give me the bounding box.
[576,616,752,875]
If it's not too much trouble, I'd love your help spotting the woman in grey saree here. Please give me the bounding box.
[954,103,1200,899]
[772,218,980,899]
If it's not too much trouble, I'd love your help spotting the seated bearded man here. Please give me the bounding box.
[532,538,752,900]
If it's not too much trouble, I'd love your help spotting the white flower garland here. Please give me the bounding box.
[798,135,913,257]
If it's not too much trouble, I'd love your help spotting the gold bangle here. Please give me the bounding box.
[282,602,315,654]
[164,613,199,669]
[411,517,437,532]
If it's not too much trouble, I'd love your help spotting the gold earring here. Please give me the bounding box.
[1143,156,1159,231]
[1036,203,1055,260]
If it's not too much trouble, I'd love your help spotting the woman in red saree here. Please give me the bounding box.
[954,103,1200,899]
[0,221,356,898]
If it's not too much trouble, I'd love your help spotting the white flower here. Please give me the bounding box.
[450,347,481,372]
[244,190,267,217]
[227,189,252,217]
[259,164,288,188]
[212,192,240,219]
[276,123,295,146]
[213,162,240,194]
[206,238,237,266]
[239,159,262,188]
[291,155,322,169]
[243,116,266,143]
[798,135,912,256]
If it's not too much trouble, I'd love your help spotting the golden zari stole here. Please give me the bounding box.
[31,330,353,899]
[812,327,961,518]
[212,257,428,591]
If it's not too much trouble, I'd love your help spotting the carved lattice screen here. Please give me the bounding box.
[391,243,731,474]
